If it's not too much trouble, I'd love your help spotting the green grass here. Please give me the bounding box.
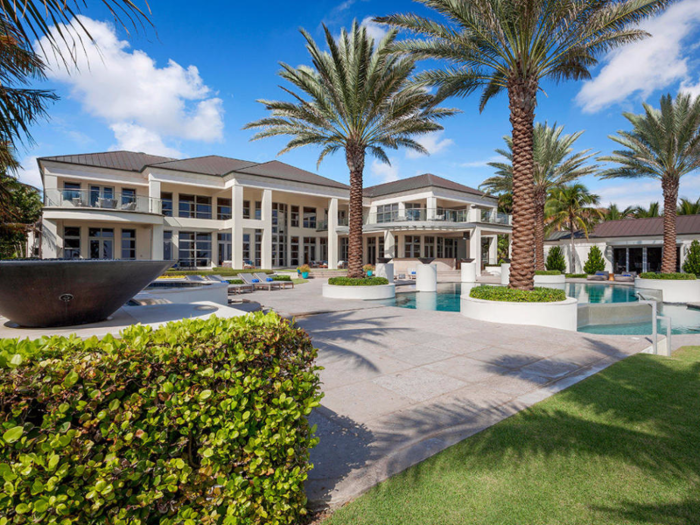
[324,347,700,525]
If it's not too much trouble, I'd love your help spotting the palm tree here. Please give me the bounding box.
[633,202,661,218]
[678,197,700,216]
[245,22,456,278]
[546,184,603,274]
[604,203,635,221]
[600,93,700,273]
[378,0,669,290]
[480,122,597,271]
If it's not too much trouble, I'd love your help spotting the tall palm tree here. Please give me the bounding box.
[245,22,456,278]
[633,201,661,218]
[604,203,635,221]
[677,197,700,216]
[480,122,597,271]
[601,93,700,273]
[378,0,669,290]
[546,183,603,274]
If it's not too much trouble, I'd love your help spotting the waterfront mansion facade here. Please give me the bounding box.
[37,151,512,274]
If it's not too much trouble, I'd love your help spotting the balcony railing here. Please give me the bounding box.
[479,210,511,225]
[364,208,470,225]
[45,189,162,215]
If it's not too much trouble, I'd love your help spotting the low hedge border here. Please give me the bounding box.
[0,313,322,524]
[470,285,567,303]
[566,274,587,279]
[328,277,389,286]
[535,270,562,276]
[639,272,697,280]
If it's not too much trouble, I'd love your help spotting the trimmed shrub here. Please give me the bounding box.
[583,246,606,274]
[227,278,245,284]
[0,313,322,524]
[683,240,700,277]
[639,272,697,280]
[566,273,587,279]
[535,270,562,276]
[272,275,292,282]
[470,285,567,303]
[545,246,566,273]
[328,277,389,286]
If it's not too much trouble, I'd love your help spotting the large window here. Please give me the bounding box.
[377,203,398,223]
[90,185,115,208]
[161,192,173,217]
[164,231,173,260]
[218,233,232,265]
[64,226,81,259]
[178,232,212,267]
[405,202,422,221]
[179,195,212,219]
[255,201,262,220]
[62,182,82,203]
[217,198,232,220]
[367,237,377,264]
[291,205,299,227]
[404,235,420,257]
[303,237,316,264]
[303,207,317,229]
[89,228,114,259]
[272,203,288,267]
[243,201,251,219]
[437,237,457,258]
[340,237,349,263]
[319,238,328,263]
[121,229,136,260]
[290,236,300,266]
[243,233,251,265]
[121,188,136,209]
[423,236,435,258]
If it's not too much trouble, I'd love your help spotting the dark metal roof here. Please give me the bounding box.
[235,160,349,189]
[546,230,587,241]
[364,173,492,199]
[150,155,258,176]
[38,151,175,172]
[591,215,700,238]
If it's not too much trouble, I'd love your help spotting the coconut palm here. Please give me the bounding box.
[678,197,700,216]
[546,183,603,274]
[480,122,597,271]
[604,203,635,221]
[600,93,700,273]
[378,0,669,290]
[633,202,661,218]
[245,22,456,278]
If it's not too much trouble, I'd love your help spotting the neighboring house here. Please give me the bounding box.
[544,215,700,274]
[36,151,511,272]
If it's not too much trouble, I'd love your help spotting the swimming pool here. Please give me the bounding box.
[378,282,700,335]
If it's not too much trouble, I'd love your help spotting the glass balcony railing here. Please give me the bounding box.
[45,189,162,215]
[479,210,511,225]
[364,208,470,225]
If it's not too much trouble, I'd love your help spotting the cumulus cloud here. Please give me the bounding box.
[360,16,388,43]
[110,123,181,157]
[370,157,399,183]
[406,131,454,159]
[576,0,700,113]
[596,173,700,209]
[38,16,224,155]
[16,157,42,189]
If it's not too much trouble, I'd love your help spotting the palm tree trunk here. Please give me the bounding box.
[534,188,546,271]
[346,145,365,279]
[661,176,679,273]
[507,78,538,290]
[569,215,576,274]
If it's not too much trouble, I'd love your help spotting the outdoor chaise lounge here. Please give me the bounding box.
[586,271,609,281]
[207,275,254,294]
[239,273,282,291]
[254,272,294,289]
[614,272,636,283]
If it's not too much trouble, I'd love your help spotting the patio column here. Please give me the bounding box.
[427,196,437,220]
[231,183,244,269]
[328,197,338,269]
[42,219,59,258]
[488,235,498,265]
[148,179,161,214]
[469,227,482,276]
[261,189,273,269]
[384,230,395,258]
[151,225,164,260]
[419,234,425,258]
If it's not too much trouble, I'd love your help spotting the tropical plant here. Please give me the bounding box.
[583,245,606,274]
[604,203,635,221]
[600,93,700,273]
[245,22,456,278]
[683,240,700,277]
[481,122,597,270]
[378,0,670,289]
[545,246,566,273]
[634,201,661,218]
[678,197,700,216]
[546,184,603,273]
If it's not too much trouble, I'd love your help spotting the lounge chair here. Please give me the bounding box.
[185,275,208,282]
[586,271,609,281]
[614,272,636,283]
[256,272,294,289]
[240,272,282,291]
[408,268,417,280]
[207,274,254,294]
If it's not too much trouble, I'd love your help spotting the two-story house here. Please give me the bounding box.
[36,151,511,275]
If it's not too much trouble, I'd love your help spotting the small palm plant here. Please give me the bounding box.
[604,204,636,221]
[245,22,456,278]
[601,93,700,273]
[678,197,700,216]
[546,184,603,274]
[481,122,597,271]
[378,0,670,290]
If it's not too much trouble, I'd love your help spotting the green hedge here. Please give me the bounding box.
[566,273,587,279]
[272,275,292,282]
[534,270,562,276]
[327,277,389,286]
[639,272,697,280]
[166,268,273,277]
[0,313,322,524]
[470,285,567,303]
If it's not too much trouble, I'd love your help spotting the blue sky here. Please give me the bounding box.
[17,0,700,208]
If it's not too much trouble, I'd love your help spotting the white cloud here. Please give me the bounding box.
[110,123,181,157]
[459,155,501,168]
[360,16,388,43]
[38,16,224,154]
[406,131,454,159]
[370,157,399,183]
[576,0,700,113]
[596,173,700,209]
[16,157,42,189]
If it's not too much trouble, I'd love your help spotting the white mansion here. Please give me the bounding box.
[37,151,511,274]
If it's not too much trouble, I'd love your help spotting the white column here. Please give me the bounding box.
[488,235,498,265]
[211,233,219,268]
[148,179,161,214]
[151,225,164,260]
[398,234,406,258]
[42,219,59,258]
[469,227,482,276]
[419,234,425,258]
[328,198,338,269]
[427,196,437,220]
[231,183,244,269]
[384,230,395,258]
[398,201,406,220]
[261,189,273,269]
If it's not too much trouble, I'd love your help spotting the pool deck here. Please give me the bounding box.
[233,279,697,508]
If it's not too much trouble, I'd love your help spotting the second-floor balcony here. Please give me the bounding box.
[329,208,511,231]
[45,189,162,215]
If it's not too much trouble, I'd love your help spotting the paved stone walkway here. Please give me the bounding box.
[235,280,665,508]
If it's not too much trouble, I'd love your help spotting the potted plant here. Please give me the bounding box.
[363,264,375,277]
[298,264,310,279]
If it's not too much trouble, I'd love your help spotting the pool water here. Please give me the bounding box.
[378,282,700,335]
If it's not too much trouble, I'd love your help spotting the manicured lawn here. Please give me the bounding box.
[323,347,700,525]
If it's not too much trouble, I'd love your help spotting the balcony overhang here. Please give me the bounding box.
[43,207,164,225]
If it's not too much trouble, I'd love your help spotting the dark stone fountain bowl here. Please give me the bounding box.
[0,259,173,328]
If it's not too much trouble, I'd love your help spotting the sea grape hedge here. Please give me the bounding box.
[0,313,322,524]
[534,270,562,276]
[470,285,567,303]
[327,277,389,286]
[639,272,697,280]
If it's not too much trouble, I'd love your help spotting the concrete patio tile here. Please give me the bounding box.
[372,368,468,403]
[518,358,583,380]
[423,355,511,383]
[553,347,611,367]
[423,337,493,355]
[479,370,552,396]
[382,344,456,366]
[321,381,416,422]
[316,346,413,390]
[465,346,545,369]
